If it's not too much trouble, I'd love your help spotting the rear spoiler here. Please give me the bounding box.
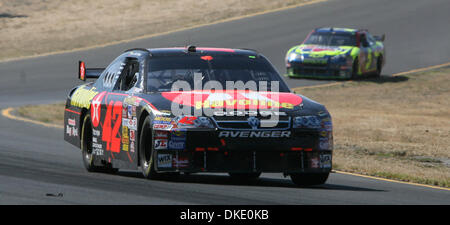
[374,34,385,42]
[78,61,104,81]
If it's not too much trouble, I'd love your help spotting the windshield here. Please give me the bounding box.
[304,32,356,46]
[147,55,290,92]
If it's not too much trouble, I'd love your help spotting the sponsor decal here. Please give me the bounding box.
[122,103,128,119]
[303,58,327,64]
[157,154,172,168]
[319,137,330,150]
[161,90,302,110]
[124,96,140,106]
[66,125,78,137]
[130,130,135,141]
[171,130,186,141]
[168,140,185,150]
[122,143,129,152]
[71,87,99,109]
[155,130,168,139]
[172,156,189,168]
[213,110,286,117]
[122,126,129,145]
[90,91,107,127]
[320,154,332,168]
[132,105,136,117]
[130,141,135,153]
[122,118,137,130]
[154,139,168,150]
[218,131,291,138]
[321,121,333,131]
[177,116,197,125]
[153,124,173,130]
[310,156,320,169]
[127,105,132,118]
[68,118,76,126]
[92,129,101,137]
[154,116,172,124]
[92,143,103,156]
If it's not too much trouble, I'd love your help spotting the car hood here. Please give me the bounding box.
[135,90,326,117]
[292,44,354,58]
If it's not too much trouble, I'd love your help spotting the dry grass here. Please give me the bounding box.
[14,69,450,187]
[0,0,314,61]
[16,102,65,125]
[293,69,450,187]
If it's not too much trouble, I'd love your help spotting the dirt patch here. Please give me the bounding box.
[0,0,316,61]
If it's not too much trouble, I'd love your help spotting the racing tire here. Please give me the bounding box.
[81,114,97,172]
[81,114,118,173]
[290,173,329,186]
[351,59,359,80]
[139,116,160,179]
[228,172,261,180]
[375,56,382,77]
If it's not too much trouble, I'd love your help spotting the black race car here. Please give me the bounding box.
[64,46,333,186]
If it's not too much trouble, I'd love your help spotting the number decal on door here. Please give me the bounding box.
[102,100,123,153]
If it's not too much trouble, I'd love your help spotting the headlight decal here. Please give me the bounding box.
[293,115,321,129]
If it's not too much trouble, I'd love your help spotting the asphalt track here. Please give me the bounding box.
[0,0,449,204]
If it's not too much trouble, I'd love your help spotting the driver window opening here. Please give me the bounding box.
[118,58,139,91]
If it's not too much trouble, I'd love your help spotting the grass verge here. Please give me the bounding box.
[12,68,450,187]
[293,69,450,187]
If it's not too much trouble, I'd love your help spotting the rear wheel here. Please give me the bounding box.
[81,115,96,172]
[228,172,261,180]
[81,114,118,173]
[290,173,329,186]
[139,116,159,179]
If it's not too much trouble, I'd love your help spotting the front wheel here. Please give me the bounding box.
[351,59,359,79]
[139,116,159,179]
[374,56,382,77]
[290,173,329,186]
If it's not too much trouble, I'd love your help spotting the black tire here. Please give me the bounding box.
[351,59,359,79]
[81,114,97,172]
[138,116,159,179]
[375,56,382,77]
[290,173,329,186]
[81,114,117,173]
[228,172,261,180]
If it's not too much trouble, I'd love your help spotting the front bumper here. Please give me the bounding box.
[153,129,333,174]
[286,61,351,79]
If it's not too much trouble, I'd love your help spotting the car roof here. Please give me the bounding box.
[145,47,258,57]
[314,27,360,34]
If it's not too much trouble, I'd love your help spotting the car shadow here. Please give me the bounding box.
[0,13,27,18]
[289,74,409,83]
[115,171,385,192]
[351,74,409,83]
